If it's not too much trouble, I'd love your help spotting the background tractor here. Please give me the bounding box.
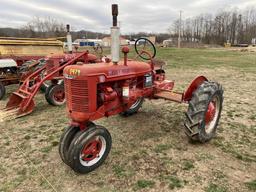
[1,25,103,118]
[0,36,64,100]
[58,4,224,174]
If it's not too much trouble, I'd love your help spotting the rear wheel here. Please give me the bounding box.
[41,80,63,93]
[184,81,223,143]
[0,82,6,100]
[45,84,66,106]
[67,125,112,174]
[120,97,144,116]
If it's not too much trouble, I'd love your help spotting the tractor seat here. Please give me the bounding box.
[151,59,167,69]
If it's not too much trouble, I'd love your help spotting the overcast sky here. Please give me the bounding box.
[0,0,255,34]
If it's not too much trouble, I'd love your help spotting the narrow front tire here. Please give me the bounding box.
[67,125,112,174]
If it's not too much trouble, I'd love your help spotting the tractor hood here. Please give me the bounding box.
[64,60,152,81]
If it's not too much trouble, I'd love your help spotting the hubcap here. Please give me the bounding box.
[205,96,220,134]
[205,102,216,124]
[79,136,106,166]
[53,89,65,102]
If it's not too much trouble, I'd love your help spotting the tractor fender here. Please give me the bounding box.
[183,76,208,101]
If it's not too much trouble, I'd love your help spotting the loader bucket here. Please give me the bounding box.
[4,92,35,118]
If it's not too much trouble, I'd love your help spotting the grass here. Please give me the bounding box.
[157,47,256,72]
[135,180,155,189]
[112,165,126,178]
[165,175,185,189]
[154,144,172,153]
[245,180,256,191]
[182,159,195,170]
[213,138,256,163]
[1,47,256,191]
[205,183,227,192]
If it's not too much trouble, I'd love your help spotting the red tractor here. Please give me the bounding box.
[2,25,104,117]
[59,4,224,174]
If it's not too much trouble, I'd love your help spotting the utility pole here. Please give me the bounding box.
[178,10,182,48]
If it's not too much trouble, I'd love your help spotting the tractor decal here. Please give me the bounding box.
[69,68,81,76]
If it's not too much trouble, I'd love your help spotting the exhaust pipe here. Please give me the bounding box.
[111,4,120,64]
[66,24,73,53]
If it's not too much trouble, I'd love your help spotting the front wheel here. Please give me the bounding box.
[0,82,6,100]
[67,125,112,174]
[184,81,224,143]
[59,122,96,166]
[45,84,66,106]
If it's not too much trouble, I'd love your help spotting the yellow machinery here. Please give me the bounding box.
[0,37,64,56]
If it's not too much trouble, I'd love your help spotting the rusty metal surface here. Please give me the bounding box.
[154,90,183,103]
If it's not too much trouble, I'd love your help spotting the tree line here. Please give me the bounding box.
[0,17,169,44]
[1,7,255,46]
[0,17,108,41]
[170,7,256,45]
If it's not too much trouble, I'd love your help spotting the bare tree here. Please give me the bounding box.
[170,7,256,45]
[22,17,66,38]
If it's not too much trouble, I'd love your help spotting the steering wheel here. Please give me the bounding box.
[135,38,156,60]
[93,44,103,55]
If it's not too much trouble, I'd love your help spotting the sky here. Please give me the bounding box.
[0,0,255,34]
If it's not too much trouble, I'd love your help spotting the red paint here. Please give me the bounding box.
[53,89,65,102]
[122,46,129,66]
[183,76,208,101]
[5,52,99,116]
[81,139,102,161]
[205,101,216,124]
[64,53,209,126]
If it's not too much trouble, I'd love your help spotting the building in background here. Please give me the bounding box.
[102,36,128,47]
[73,39,103,47]
[252,38,256,46]
[148,36,156,44]
[163,39,174,47]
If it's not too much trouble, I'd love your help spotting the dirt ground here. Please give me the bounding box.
[0,48,255,192]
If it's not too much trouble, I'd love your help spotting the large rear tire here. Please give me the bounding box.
[184,81,223,143]
[120,97,144,116]
[0,82,6,100]
[67,125,112,174]
[45,84,66,106]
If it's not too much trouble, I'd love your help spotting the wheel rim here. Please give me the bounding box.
[79,136,106,167]
[130,98,142,110]
[205,96,220,134]
[53,89,65,103]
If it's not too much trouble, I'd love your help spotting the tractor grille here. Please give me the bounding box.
[65,79,89,112]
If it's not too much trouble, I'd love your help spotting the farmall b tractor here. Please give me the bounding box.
[59,4,224,174]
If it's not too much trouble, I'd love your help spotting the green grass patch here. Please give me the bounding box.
[135,179,155,189]
[245,180,256,191]
[40,145,53,153]
[205,183,227,192]
[154,144,172,153]
[112,165,126,178]
[182,160,195,170]
[165,176,185,190]
[213,139,256,163]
